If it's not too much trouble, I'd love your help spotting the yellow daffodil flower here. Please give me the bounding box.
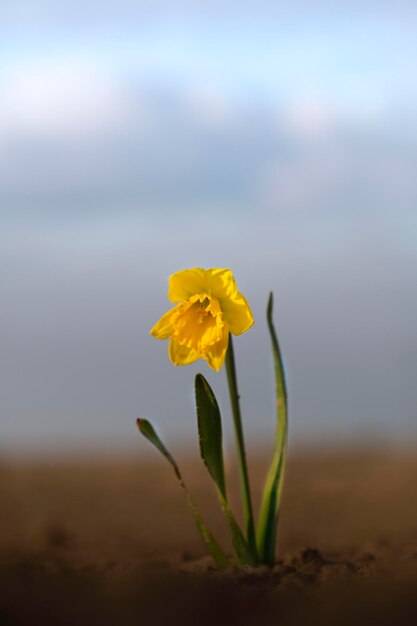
[150,268,254,371]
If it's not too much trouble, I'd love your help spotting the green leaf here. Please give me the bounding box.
[136,418,230,569]
[256,292,288,565]
[195,374,256,566]
[195,374,226,498]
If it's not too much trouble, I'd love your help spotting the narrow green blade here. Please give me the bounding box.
[256,292,288,565]
[136,418,230,569]
[195,375,255,566]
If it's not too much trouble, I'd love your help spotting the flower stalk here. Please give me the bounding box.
[225,335,258,563]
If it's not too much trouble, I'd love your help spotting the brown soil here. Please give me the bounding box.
[1,449,416,625]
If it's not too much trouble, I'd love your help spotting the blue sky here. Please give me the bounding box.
[1,1,417,454]
[2,4,417,105]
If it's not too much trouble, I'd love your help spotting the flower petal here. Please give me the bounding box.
[203,268,238,299]
[204,329,229,372]
[168,268,238,303]
[150,305,180,339]
[221,292,254,335]
[169,337,200,366]
[168,268,207,303]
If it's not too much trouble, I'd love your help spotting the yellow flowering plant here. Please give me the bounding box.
[137,268,288,567]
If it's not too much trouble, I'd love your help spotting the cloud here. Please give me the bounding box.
[0,59,135,139]
[1,48,416,225]
[281,100,340,138]
[184,86,234,129]
[258,120,417,215]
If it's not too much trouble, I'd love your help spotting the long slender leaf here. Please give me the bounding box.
[195,374,255,566]
[256,292,288,565]
[136,418,230,569]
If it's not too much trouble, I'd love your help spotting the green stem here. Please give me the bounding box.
[225,335,258,563]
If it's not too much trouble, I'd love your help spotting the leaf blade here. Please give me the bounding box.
[195,375,256,566]
[136,418,230,569]
[256,292,288,565]
[195,374,226,498]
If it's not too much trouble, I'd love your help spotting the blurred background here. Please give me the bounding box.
[1,1,416,457]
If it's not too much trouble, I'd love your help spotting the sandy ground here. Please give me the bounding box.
[1,448,417,625]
